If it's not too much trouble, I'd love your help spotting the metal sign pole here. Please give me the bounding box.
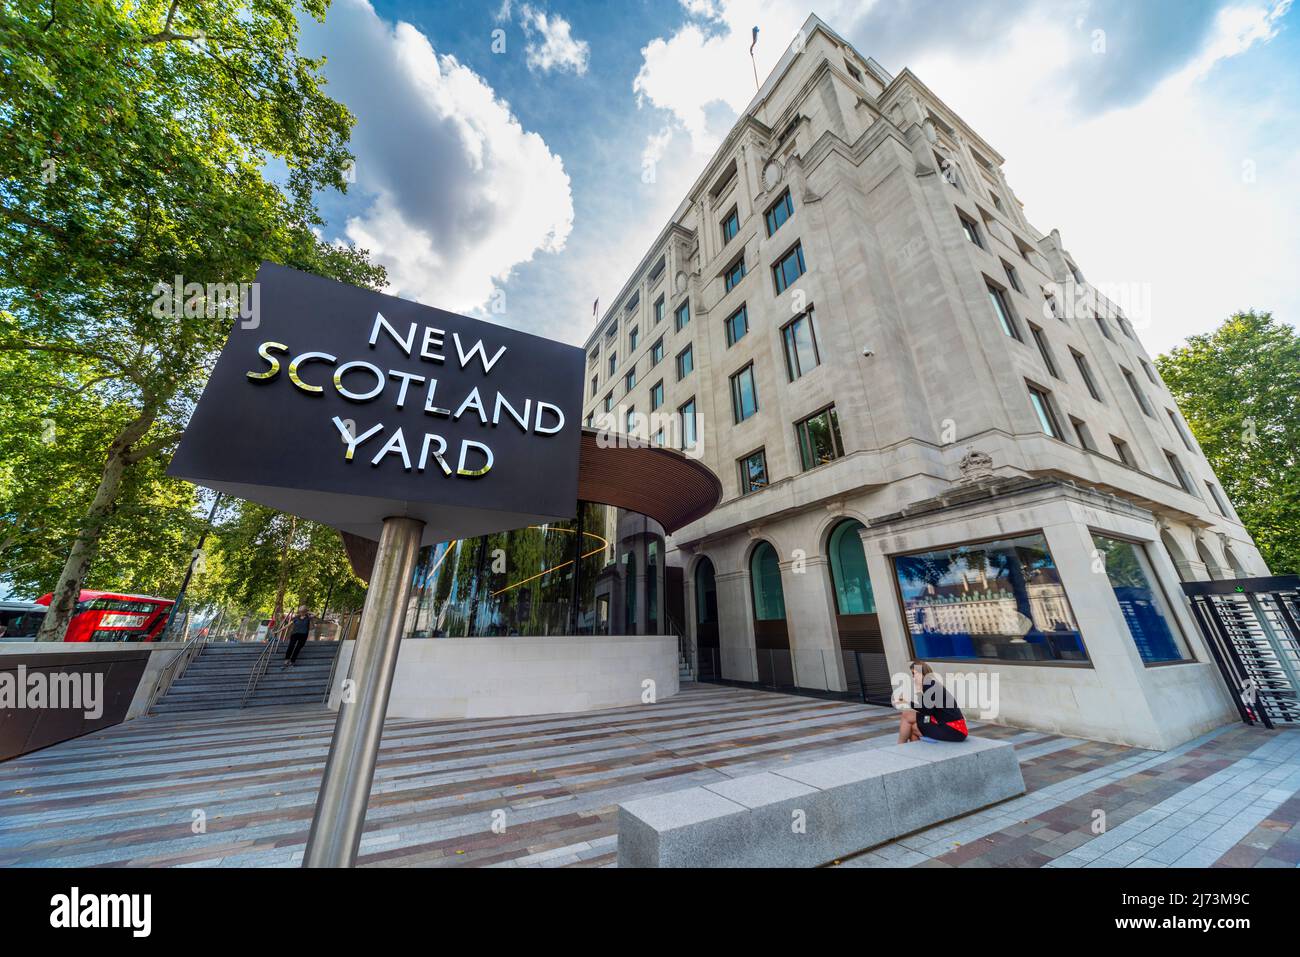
[303,515,425,868]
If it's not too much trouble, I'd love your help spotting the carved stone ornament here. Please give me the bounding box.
[958,447,994,483]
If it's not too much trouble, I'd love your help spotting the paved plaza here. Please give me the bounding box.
[1,684,1298,868]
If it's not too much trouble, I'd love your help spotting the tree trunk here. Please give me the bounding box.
[271,514,297,626]
[37,408,157,641]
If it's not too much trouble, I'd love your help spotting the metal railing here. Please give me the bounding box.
[146,635,207,713]
[240,636,280,709]
[694,647,894,705]
[321,637,346,705]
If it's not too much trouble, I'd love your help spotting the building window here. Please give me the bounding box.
[1140,359,1160,385]
[1206,482,1231,517]
[724,256,747,293]
[1166,409,1195,452]
[1111,435,1136,467]
[590,374,598,398]
[603,392,614,414]
[628,326,639,352]
[725,304,748,347]
[750,541,787,621]
[1027,383,1063,439]
[1091,533,1189,664]
[1070,416,1096,451]
[739,449,768,494]
[730,363,758,423]
[721,207,739,244]
[781,310,821,381]
[608,351,617,376]
[765,189,793,236]
[1071,349,1101,401]
[795,406,844,471]
[958,212,983,248]
[1002,260,1023,293]
[625,367,636,391]
[650,379,664,411]
[651,337,664,366]
[679,397,698,450]
[654,295,665,324]
[625,406,637,435]
[585,412,593,428]
[772,242,806,294]
[1164,450,1193,494]
[1029,323,1059,378]
[1121,367,1153,416]
[676,344,693,380]
[1094,313,1114,341]
[652,428,665,447]
[829,519,875,614]
[675,300,690,331]
[844,59,862,83]
[987,282,1021,340]
[893,532,1087,663]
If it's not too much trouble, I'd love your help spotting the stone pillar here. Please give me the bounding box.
[779,555,844,691]
[715,568,757,682]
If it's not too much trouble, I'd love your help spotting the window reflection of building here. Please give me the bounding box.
[401,502,670,638]
[893,533,1087,662]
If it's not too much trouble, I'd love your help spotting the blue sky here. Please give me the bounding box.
[299,0,1299,354]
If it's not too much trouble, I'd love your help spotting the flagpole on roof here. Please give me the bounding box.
[750,25,760,91]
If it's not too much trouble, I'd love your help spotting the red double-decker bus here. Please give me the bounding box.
[34,590,175,642]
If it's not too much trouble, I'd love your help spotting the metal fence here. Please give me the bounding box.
[693,646,894,705]
[1183,575,1300,728]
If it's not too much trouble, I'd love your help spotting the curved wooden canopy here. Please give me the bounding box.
[343,429,721,582]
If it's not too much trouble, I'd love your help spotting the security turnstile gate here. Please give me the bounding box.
[1183,576,1300,728]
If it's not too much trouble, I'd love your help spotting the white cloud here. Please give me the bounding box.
[519,4,590,75]
[298,0,574,315]
[629,0,1299,351]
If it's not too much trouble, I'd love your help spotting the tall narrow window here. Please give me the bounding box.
[1094,313,1114,341]
[781,310,821,381]
[987,282,1021,340]
[628,326,639,352]
[724,304,748,347]
[679,397,697,450]
[1027,383,1063,439]
[675,300,690,331]
[1140,358,1159,385]
[625,367,636,391]
[959,212,983,248]
[603,392,613,414]
[730,363,758,423]
[654,295,665,324]
[608,351,617,376]
[1206,482,1232,517]
[1071,349,1101,401]
[650,379,664,411]
[590,374,598,398]
[1122,367,1153,416]
[1070,416,1096,451]
[721,207,739,244]
[1002,260,1023,293]
[1029,323,1059,378]
[772,242,806,294]
[650,337,664,366]
[764,189,793,236]
[676,344,693,380]
[1092,533,1189,664]
[724,256,747,293]
[1111,436,1136,467]
[739,449,768,494]
[1164,450,1193,493]
[795,406,845,471]
[1166,409,1195,451]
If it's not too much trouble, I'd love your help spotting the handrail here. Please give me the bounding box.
[240,636,279,708]
[146,635,207,713]
[321,636,346,706]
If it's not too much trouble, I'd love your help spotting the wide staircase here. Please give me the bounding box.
[151,640,340,715]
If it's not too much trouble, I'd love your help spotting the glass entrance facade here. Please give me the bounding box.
[401,502,671,638]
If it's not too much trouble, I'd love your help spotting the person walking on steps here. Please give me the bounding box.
[283,605,312,668]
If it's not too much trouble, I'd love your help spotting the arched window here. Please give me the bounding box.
[695,558,718,626]
[749,542,786,621]
[829,520,875,614]
[1224,545,1247,578]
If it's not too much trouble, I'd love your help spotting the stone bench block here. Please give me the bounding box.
[617,735,1024,867]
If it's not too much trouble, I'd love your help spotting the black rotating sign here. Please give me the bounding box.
[169,263,584,545]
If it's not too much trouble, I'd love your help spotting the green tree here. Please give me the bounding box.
[1156,311,1300,574]
[0,1,385,638]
